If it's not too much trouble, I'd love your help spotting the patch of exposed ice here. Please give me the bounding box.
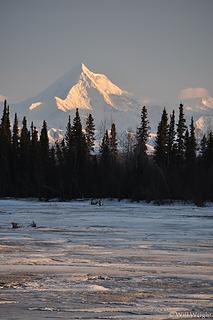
[88,284,109,291]
[0,300,17,304]
[28,306,60,312]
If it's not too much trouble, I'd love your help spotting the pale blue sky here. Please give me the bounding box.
[0,0,212,105]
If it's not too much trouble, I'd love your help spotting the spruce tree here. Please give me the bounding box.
[55,139,65,199]
[12,114,19,152]
[136,106,149,154]
[154,108,169,166]
[70,109,88,197]
[188,117,197,162]
[40,120,49,159]
[19,117,30,195]
[72,109,82,140]
[0,100,11,152]
[11,114,19,194]
[99,130,111,196]
[100,130,110,164]
[39,120,50,197]
[71,109,87,159]
[184,118,197,164]
[20,117,30,150]
[176,103,186,161]
[48,146,57,197]
[168,110,176,164]
[31,122,39,147]
[85,114,95,154]
[20,117,30,163]
[64,116,74,197]
[109,123,118,161]
[65,115,72,151]
[30,122,40,194]
[6,105,11,144]
[0,101,12,195]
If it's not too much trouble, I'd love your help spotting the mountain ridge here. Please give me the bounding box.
[12,63,141,132]
[9,63,213,142]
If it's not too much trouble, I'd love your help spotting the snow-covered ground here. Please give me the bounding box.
[0,199,212,319]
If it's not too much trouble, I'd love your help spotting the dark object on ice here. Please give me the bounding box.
[11,222,21,229]
[153,199,174,206]
[30,221,37,228]
[194,200,205,207]
[98,200,103,206]
[91,199,103,206]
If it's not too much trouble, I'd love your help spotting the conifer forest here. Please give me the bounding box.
[0,100,213,204]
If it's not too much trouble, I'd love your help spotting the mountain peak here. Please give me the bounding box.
[13,64,140,132]
[55,63,128,112]
[81,62,90,73]
[81,63,96,82]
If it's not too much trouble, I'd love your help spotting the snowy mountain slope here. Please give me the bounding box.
[55,64,127,111]
[11,63,141,133]
[201,96,213,108]
[181,96,213,136]
[9,63,213,146]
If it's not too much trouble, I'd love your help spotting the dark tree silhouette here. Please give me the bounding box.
[176,103,186,162]
[85,113,95,154]
[136,106,149,155]
[0,101,212,203]
[19,117,31,195]
[168,110,176,165]
[154,107,169,167]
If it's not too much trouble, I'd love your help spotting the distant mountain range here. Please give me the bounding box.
[5,63,213,143]
[10,64,141,141]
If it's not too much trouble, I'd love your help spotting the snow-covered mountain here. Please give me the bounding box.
[181,96,213,138]
[201,96,213,109]
[12,63,141,135]
[10,63,213,145]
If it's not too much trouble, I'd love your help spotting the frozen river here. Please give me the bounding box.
[0,199,212,319]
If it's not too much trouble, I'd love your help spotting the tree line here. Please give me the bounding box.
[0,100,213,204]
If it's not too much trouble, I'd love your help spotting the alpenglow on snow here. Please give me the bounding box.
[11,63,213,143]
[12,63,141,135]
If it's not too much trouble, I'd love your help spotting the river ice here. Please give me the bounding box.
[0,199,212,319]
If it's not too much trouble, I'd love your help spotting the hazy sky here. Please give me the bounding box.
[0,0,213,105]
